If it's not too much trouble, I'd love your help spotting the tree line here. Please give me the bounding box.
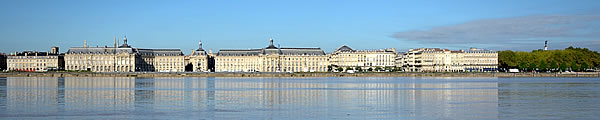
[498,46,600,72]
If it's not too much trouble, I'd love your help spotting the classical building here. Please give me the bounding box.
[462,48,498,72]
[137,48,185,72]
[188,40,209,72]
[403,48,497,72]
[6,48,64,71]
[328,45,397,71]
[65,36,184,72]
[215,38,328,72]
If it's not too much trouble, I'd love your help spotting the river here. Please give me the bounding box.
[0,77,598,119]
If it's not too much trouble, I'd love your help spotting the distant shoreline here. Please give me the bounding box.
[0,72,599,78]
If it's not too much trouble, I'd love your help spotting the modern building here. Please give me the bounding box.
[403,48,497,72]
[214,38,328,72]
[328,45,397,71]
[65,36,184,72]
[6,48,63,71]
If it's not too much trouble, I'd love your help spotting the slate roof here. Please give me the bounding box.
[66,47,183,56]
[66,47,134,54]
[335,45,354,52]
[217,47,325,56]
[279,48,325,55]
[192,49,207,56]
[136,48,183,56]
[217,49,262,56]
[11,51,59,56]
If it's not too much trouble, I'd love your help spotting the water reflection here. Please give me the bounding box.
[0,77,498,119]
[498,78,600,120]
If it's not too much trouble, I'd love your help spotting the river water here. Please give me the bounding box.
[0,77,598,119]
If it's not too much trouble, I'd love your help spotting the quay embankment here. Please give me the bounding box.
[0,72,599,78]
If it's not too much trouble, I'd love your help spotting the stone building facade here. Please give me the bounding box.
[6,50,63,71]
[328,45,397,71]
[215,38,328,72]
[403,48,498,72]
[189,40,209,72]
[65,36,184,72]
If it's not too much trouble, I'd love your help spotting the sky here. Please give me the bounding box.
[1,0,599,54]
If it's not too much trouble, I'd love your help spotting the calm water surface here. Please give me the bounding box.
[0,77,598,119]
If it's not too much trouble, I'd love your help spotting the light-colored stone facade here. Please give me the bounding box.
[65,36,184,72]
[215,38,328,72]
[65,47,137,72]
[189,41,209,72]
[403,48,498,72]
[329,45,397,71]
[7,51,61,71]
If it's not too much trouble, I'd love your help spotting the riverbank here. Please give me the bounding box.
[0,72,599,77]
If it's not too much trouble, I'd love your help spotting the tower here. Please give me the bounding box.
[544,40,548,50]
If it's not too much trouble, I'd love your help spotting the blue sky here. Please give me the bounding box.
[1,0,599,54]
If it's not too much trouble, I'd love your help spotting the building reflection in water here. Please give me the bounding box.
[0,77,498,119]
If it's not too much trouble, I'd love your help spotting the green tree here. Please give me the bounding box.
[327,65,332,72]
[528,62,537,72]
[374,67,382,72]
[519,62,528,71]
[570,61,579,72]
[559,61,567,72]
[367,68,373,72]
[549,61,558,72]
[581,62,589,71]
[355,67,362,72]
[538,60,547,72]
[499,47,600,72]
[346,67,354,71]
[336,67,343,72]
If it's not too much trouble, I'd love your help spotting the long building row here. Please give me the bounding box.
[0,36,498,72]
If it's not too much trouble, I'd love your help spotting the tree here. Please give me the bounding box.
[336,67,343,72]
[346,67,353,71]
[327,65,332,72]
[355,67,362,72]
[374,67,382,72]
[519,62,528,71]
[498,47,600,73]
[528,62,537,72]
[549,61,558,72]
[559,61,567,72]
[581,62,589,71]
[367,68,373,72]
[570,61,579,72]
[498,50,517,69]
[538,60,547,72]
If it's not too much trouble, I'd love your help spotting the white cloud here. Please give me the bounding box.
[393,14,600,51]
